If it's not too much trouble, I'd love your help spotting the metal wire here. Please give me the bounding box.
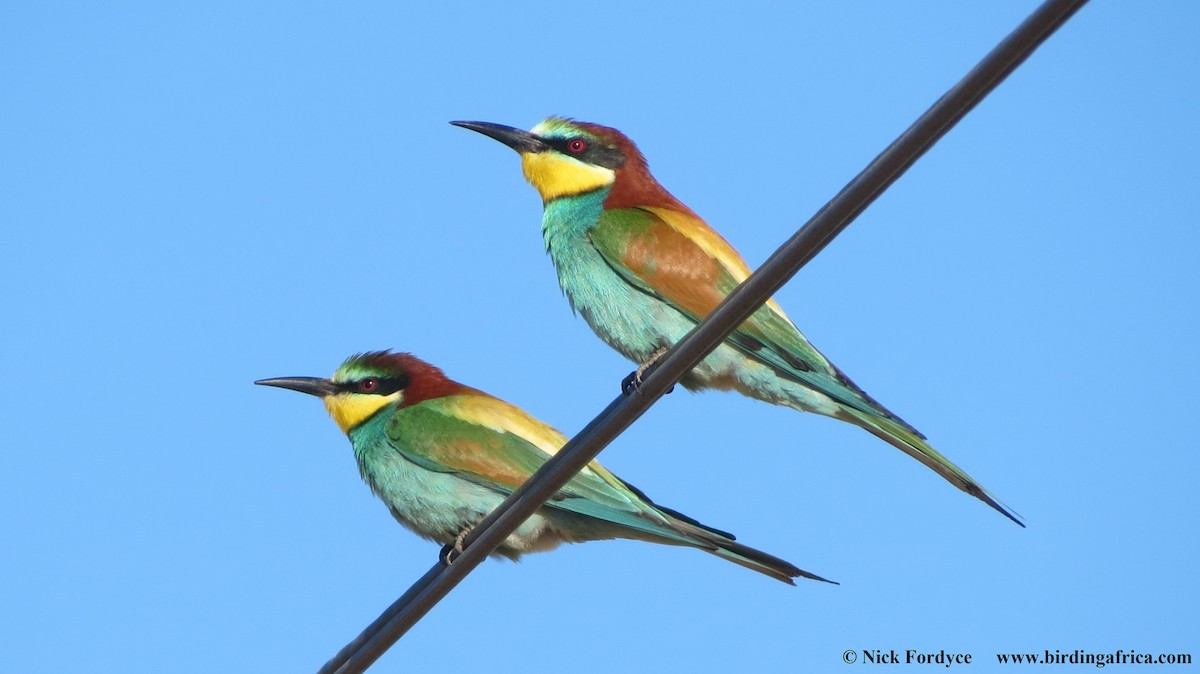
[317,1,1088,671]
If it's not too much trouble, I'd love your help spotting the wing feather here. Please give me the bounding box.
[385,394,688,534]
[589,206,920,433]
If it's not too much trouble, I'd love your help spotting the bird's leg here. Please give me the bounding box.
[440,524,475,566]
[621,347,675,395]
[634,347,669,383]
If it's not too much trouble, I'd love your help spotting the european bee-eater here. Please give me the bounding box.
[452,117,1021,527]
[256,351,830,585]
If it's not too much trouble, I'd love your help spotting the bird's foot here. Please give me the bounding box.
[440,525,474,566]
[621,347,675,396]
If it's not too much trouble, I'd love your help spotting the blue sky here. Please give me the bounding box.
[3,2,1197,671]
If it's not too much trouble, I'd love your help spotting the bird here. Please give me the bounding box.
[451,117,1022,527]
[256,350,831,585]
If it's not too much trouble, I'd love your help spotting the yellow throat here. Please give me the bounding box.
[323,391,404,434]
[521,152,615,202]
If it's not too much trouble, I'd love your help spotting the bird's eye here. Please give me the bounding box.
[358,378,379,393]
[567,138,587,153]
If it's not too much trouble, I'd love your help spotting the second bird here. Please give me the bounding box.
[257,351,828,585]
[452,117,1021,526]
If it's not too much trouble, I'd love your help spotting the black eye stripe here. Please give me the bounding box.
[337,375,409,396]
[544,136,625,170]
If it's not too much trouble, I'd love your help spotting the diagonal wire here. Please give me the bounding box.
[317,1,1088,671]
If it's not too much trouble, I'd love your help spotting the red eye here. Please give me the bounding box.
[358,378,378,393]
[567,138,587,153]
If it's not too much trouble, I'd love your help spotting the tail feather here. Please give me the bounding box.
[838,406,1024,527]
[709,537,838,586]
[668,519,837,586]
[560,489,834,584]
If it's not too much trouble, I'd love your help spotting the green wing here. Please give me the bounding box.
[383,393,718,542]
[588,205,922,434]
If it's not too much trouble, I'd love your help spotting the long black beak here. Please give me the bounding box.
[451,120,550,154]
[255,377,341,398]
